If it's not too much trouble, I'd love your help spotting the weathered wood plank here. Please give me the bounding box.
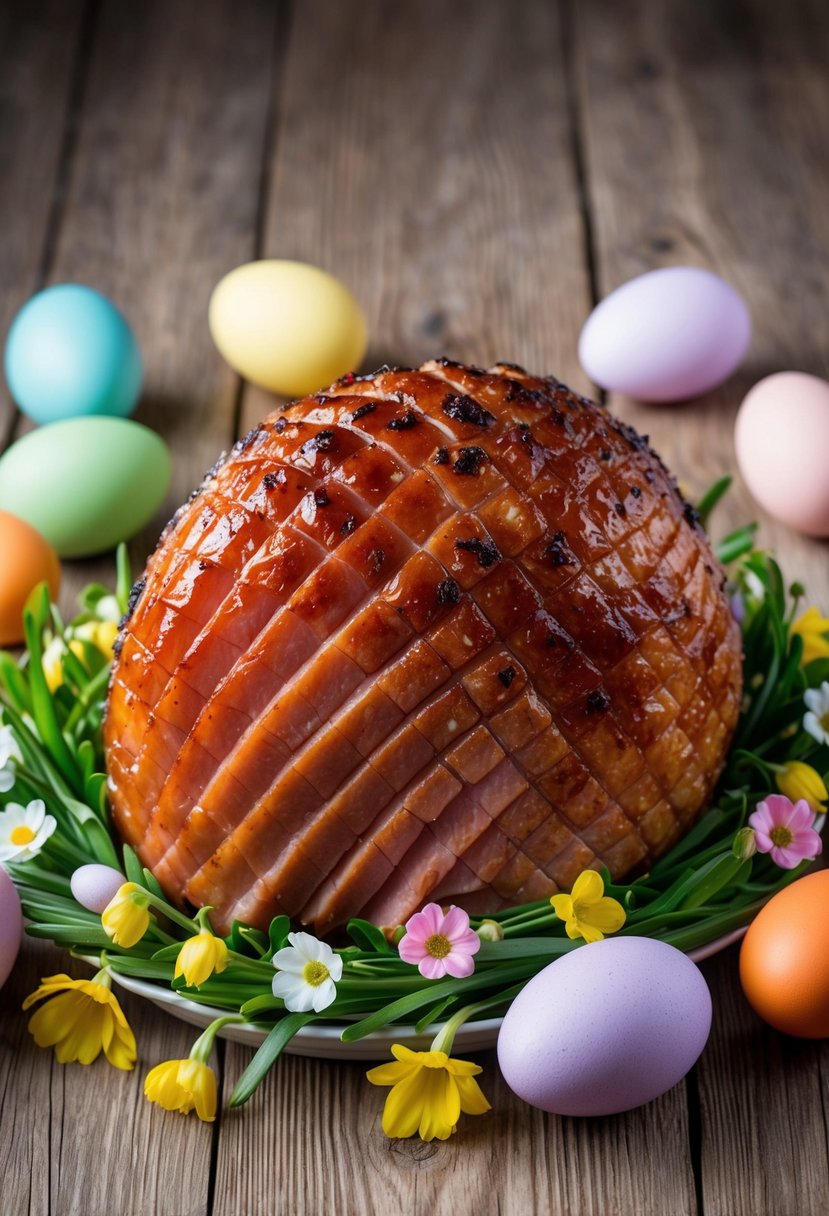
[237,0,594,440]
[0,938,214,1216]
[40,0,279,617]
[574,1,829,1210]
[697,949,829,1216]
[0,0,88,444]
[572,0,829,604]
[221,4,695,1214]
[0,2,277,1213]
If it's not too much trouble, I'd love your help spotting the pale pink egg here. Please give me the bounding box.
[735,371,829,536]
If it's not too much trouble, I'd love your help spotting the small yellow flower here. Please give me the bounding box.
[550,869,627,943]
[144,1058,218,1122]
[42,621,119,692]
[791,607,829,666]
[101,882,151,948]
[775,761,828,813]
[22,971,136,1069]
[367,1044,490,1141]
[175,930,229,988]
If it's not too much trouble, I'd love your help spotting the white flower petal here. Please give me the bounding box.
[272,946,307,974]
[23,800,47,831]
[272,972,316,1012]
[287,931,326,963]
[0,769,15,793]
[803,712,829,746]
[311,978,337,1013]
[328,953,344,982]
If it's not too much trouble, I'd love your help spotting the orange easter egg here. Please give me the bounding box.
[0,509,61,646]
[739,869,829,1038]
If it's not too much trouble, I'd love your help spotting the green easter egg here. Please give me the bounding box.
[0,417,171,558]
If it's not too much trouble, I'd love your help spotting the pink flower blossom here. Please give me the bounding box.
[748,794,823,869]
[398,903,481,980]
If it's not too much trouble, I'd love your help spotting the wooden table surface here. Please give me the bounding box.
[1,2,828,1212]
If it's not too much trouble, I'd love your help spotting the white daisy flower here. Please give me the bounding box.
[0,725,22,794]
[803,681,829,747]
[271,931,343,1013]
[0,799,57,863]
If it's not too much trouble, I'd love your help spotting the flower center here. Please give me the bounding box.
[770,825,793,847]
[302,960,330,987]
[425,933,451,959]
[10,825,35,846]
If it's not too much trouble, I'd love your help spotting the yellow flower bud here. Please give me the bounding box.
[101,882,151,948]
[144,1057,218,1121]
[790,607,829,666]
[174,930,229,988]
[775,761,828,813]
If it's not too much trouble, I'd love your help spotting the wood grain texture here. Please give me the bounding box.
[0,2,275,1213]
[216,1046,696,1216]
[0,937,216,1216]
[238,0,594,440]
[2,1,829,1213]
[572,0,829,605]
[575,2,829,1208]
[0,0,88,442]
[222,4,694,1214]
[38,0,279,614]
[696,949,829,1216]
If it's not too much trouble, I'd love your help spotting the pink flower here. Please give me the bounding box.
[398,903,481,979]
[748,794,823,869]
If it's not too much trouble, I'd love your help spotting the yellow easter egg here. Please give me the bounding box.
[208,260,368,398]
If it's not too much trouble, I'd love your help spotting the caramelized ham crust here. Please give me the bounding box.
[104,361,742,933]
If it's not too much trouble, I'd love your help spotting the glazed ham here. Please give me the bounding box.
[104,360,742,933]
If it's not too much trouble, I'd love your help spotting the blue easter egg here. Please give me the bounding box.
[4,284,142,424]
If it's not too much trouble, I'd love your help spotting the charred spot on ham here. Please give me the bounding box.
[104,361,742,934]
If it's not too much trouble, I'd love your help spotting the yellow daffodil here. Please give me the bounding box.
[175,929,229,988]
[101,882,151,948]
[22,970,136,1069]
[550,869,627,943]
[367,1044,490,1141]
[791,607,829,666]
[145,1057,218,1122]
[775,761,828,813]
[143,1015,240,1122]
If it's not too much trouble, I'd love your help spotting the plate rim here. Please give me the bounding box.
[83,926,747,1060]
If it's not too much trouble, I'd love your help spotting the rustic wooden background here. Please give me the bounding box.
[1,1,828,1213]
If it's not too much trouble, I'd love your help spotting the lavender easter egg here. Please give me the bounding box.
[578,266,751,402]
[70,864,125,914]
[497,937,712,1116]
[0,865,22,988]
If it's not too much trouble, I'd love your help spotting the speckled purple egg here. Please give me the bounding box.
[70,863,125,913]
[578,266,751,402]
[0,865,22,988]
[497,936,712,1116]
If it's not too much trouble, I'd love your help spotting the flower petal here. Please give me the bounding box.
[311,978,337,1013]
[571,870,604,903]
[455,1072,491,1115]
[381,1068,430,1139]
[440,905,471,941]
[586,897,627,933]
[443,951,476,979]
[418,955,448,980]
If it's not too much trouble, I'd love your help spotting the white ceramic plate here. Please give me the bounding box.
[93,928,747,1061]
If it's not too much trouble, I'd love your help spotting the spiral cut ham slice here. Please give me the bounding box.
[104,360,742,933]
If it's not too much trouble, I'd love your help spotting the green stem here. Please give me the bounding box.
[190,1015,245,1063]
